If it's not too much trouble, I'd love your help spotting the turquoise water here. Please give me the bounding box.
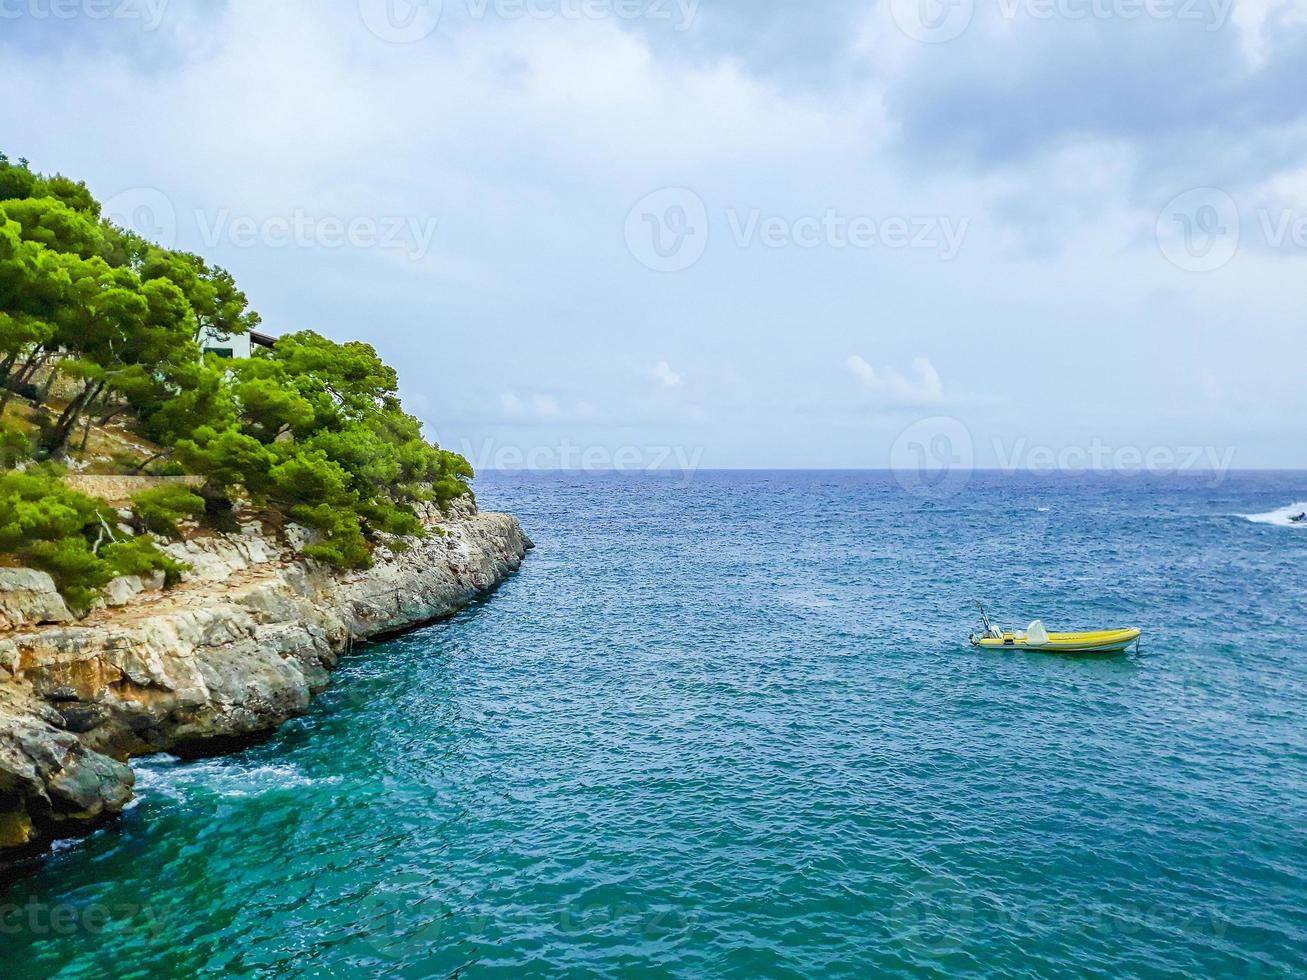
[4,472,1306,978]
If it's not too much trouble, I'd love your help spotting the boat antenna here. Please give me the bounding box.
[975,601,996,637]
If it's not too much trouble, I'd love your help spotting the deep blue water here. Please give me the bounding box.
[4,471,1306,978]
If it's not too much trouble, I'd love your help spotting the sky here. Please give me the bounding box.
[2,0,1305,471]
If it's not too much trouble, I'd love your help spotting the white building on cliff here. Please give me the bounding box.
[198,328,277,359]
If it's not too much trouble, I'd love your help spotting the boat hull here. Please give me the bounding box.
[972,628,1141,654]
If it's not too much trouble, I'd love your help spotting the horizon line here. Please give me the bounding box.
[474,467,1307,474]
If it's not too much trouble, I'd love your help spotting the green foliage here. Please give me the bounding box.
[0,197,106,259]
[0,422,32,467]
[100,536,185,587]
[0,155,98,217]
[0,155,38,202]
[139,249,261,341]
[131,484,207,539]
[0,152,475,587]
[175,425,276,492]
[293,504,372,569]
[0,465,182,611]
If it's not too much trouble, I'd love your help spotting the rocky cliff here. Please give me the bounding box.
[0,502,530,862]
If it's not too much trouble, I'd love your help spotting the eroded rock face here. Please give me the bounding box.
[0,570,74,633]
[0,506,530,862]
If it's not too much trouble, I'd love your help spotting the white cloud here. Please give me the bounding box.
[1231,0,1307,69]
[500,391,569,419]
[652,360,684,388]
[4,1,1304,465]
[846,355,946,405]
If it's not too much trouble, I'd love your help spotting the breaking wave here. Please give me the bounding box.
[1242,501,1307,527]
[133,756,340,800]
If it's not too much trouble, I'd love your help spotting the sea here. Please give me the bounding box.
[3,471,1305,978]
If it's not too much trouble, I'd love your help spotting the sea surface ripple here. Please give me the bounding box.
[4,472,1306,978]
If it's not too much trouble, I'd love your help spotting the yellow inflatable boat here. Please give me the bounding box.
[969,605,1141,654]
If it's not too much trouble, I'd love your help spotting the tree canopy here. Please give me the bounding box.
[0,152,473,604]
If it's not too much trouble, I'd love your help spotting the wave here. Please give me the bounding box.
[132,756,340,800]
[1242,501,1307,527]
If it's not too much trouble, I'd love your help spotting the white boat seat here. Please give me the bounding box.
[1025,620,1050,646]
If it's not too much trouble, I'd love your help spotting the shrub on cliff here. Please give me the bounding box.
[0,466,183,612]
[0,152,475,592]
[174,333,472,567]
[130,484,207,539]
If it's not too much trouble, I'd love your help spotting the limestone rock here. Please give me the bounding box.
[0,506,529,863]
[0,569,75,632]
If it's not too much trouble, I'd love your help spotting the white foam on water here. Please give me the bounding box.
[778,589,837,610]
[133,756,340,800]
[1242,501,1307,527]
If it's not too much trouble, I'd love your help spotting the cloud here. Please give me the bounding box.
[866,3,1307,199]
[652,360,684,388]
[3,2,1304,465]
[498,391,607,423]
[500,392,561,418]
[1232,0,1307,69]
[533,394,561,416]
[846,355,946,405]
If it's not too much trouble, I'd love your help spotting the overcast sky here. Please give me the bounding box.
[3,0,1305,470]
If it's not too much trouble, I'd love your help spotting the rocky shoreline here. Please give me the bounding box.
[0,501,530,864]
